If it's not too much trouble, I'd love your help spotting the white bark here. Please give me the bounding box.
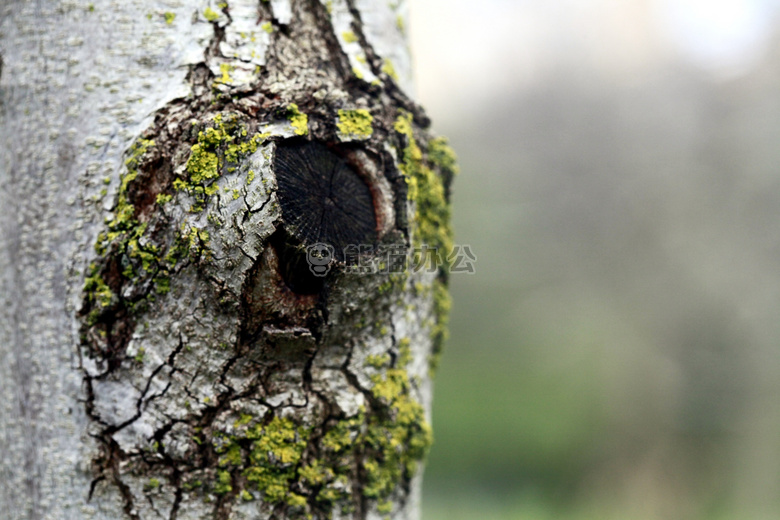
[0,1,452,519]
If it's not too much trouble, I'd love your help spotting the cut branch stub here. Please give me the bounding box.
[274,140,378,262]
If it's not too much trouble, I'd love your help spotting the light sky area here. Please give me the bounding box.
[659,0,779,72]
[409,0,780,125]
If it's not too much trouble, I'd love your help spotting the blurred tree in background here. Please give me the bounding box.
[416,1,780,519]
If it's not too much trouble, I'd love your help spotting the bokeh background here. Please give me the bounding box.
[407,1,780,519]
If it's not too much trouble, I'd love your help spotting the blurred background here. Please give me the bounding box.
[407,1,780,519]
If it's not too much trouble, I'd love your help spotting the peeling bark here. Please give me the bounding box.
[0,1,456,519]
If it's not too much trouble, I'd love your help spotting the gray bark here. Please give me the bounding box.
[0,0,454,519]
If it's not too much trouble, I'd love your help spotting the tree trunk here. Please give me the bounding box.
[0,0,456,519]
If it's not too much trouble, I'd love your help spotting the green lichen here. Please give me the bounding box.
[261,21,273,33]
[164,11,176,25]
[83,264,114,324]
[393,111,453,261]
[352,67,364,80]
[377,500,393,514]
[177,114,268,212]
[215,63,233,86]
[203,7,220,22]
[393,111,456,370]
[214,470,233,495]
[360,351,433,500]
[85,139,160,323]
[397,337,412,366]
[144,477,161,491]
[396,14,405,34]
[381,60,399,81]
[94,138,155,256]
[428,136,460,177]
[214,417,310,506]
[366,353,391,368]
[429,280,451,371]
[342,31,358,43]
[155,276,170,295]
[84,115,267,332]
[206,341,432,516]
[286,104,309,136]
[337,109,373,139]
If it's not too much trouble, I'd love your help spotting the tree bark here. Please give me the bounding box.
[0,1,455,519]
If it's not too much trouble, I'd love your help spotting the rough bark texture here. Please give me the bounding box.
[0,1,456,519]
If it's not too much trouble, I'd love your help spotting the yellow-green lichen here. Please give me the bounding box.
[393,111,456,369]
[381,60,399,81]
[144,477,161,491]
[85,139,161,323]
[214,470,233,495]
[155,276,170,295]
[337,109,373,139]
[429,280,451,371]
[342,31,358,43]
[261,21,273,33]
[428,136,460,177]
[377,500,393,514]
[393,111,453,261]
[366,353,391,368]
[205,343,432,515]
[215,63,233,86]
[178,114,268,212]
[164,11,176,25]
[397,337,412,366]
[83,264,114,324]
[361,357,433,499]
[94,139,155,254]
[84,115,267,330]
[396,14,405,34]
[286,104,309,136]
[203,7,220,22]
[214,416,310,506]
